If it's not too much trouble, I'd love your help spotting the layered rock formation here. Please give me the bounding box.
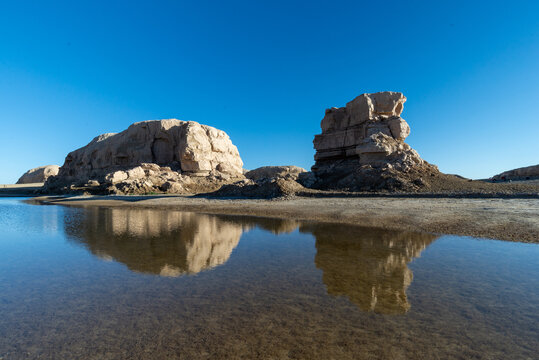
[310,91,438,191]
[16,165,59,184]
[491,164,539,181]
[45,119,244,194]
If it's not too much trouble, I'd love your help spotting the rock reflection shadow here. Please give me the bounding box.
[64,208,245,276]
[302,224,438,314]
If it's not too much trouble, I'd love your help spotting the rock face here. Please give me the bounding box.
[311,91,438,191]
[491,164,539,181]
[16,165,59,184]
[45,119,244,194]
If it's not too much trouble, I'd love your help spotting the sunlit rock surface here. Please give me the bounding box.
[310,91,439,191]
[16,165,59,184]
[45,119,244,194]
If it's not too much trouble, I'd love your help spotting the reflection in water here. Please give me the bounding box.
[64,208,436,313]
[2,200,537,359]
[214,215,300,235]
[64,208,244,276]
[302,224,438,314]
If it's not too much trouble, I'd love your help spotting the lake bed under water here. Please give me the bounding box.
[0,198,537,359]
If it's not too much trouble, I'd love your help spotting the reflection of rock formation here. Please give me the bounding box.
[302,224,437,314]
[62,206,436,314]
[64,208,244,276]
[214,215,300,234]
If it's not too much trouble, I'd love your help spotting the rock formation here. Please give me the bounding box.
[491,164,539,181]
[310,91,438,191]
[303,223,438,314]
[209,177,306,199]
[206,165,308,198]
[44,119,244,194]
[245,166,306,181]
[16,165,59,184]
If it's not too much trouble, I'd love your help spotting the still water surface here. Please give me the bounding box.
[0,198,537,359]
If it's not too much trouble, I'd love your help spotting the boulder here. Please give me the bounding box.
[44,119,244,194]
[16,165,59,184]
[207,177,305,199]
[311,91,438,191]
[207,166,309,198]
[245,166,307,181]
[491,164,539,181]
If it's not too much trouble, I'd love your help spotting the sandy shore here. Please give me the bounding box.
[30,194,539,243]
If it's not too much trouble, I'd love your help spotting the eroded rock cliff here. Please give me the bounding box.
[45,119,244,194]
[310,91,438,191]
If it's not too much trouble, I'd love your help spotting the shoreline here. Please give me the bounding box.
[0,183,44,196]
[29,194,539,243]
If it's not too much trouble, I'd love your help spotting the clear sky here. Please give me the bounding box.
[1,0,538,183]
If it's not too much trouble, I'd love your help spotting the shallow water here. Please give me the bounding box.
[0,198,537,359]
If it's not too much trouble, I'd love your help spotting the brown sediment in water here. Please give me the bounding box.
[30,194,539,243]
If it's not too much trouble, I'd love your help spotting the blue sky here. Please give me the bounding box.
[1,0,538,183]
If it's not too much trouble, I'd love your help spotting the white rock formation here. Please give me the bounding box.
[16,165,59,184]
[47,119,244,193]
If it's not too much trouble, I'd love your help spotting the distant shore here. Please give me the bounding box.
[28,194,539,243]
[0,183,44,196]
